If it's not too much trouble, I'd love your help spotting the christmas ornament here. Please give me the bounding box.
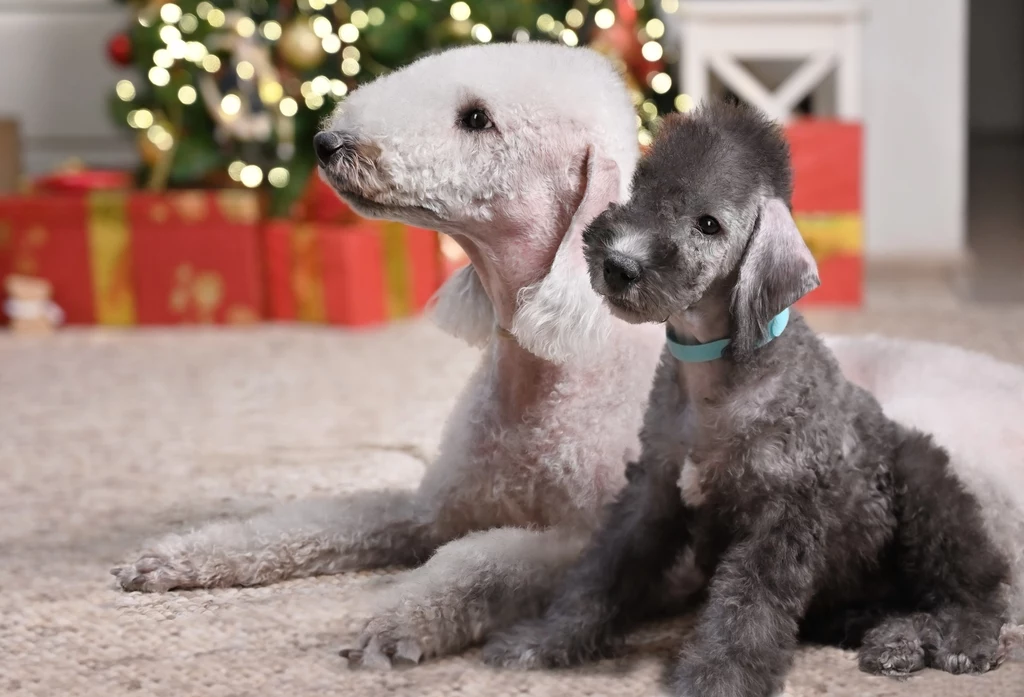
[107,32,133,66]
[198,14,279,143]
[278,19,326,70]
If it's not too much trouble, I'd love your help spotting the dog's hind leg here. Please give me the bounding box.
[113,490,440,592]
[342,526,588,669]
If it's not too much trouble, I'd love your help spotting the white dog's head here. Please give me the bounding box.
[317,42,638,362]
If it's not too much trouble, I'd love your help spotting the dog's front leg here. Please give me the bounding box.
[113,490,440,591]
[670,501,821,697]
[483,459,691,669]
[343,526,589,668]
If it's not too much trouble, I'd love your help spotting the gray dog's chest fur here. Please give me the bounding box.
[638,314,1009,637]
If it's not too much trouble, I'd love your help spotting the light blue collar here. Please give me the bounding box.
[666,308,790,363]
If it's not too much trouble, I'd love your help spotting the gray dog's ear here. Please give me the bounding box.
[430,263,496,347]
[511,148,619,363]
[730,197,819,360]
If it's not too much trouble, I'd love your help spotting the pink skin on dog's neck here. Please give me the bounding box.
[445,192,580,421]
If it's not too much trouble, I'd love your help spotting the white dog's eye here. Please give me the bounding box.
[460,108,493,131]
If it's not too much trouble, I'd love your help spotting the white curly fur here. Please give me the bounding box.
[113,43,1024,667]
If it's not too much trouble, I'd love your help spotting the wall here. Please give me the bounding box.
[860,0,968,259]
[0,0,133,175]
[969,0,1024,135]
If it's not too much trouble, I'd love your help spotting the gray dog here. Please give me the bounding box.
[484,102,1016,695]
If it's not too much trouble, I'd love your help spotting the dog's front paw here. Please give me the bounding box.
[112,552,196,593]
[858,637,927,677]
[933,636,999,676]
[483,619,612,670]
[341,614,430,670]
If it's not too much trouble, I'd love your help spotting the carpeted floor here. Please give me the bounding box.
[2,280,1023,697]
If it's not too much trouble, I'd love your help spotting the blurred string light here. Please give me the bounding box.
[398,2,416,19]
[160,3,182,24]
[196,1,213,19]
[565,9,584,28]
[262,20,282,40]
[309,0,327,9]
[221,93,242,117]
[350,10,369,28]
[471,23,492,43]
[159,25,181,44]
[128,109,154,129]
[207,8,226,27]
[342,46,360,60]
[179,14,199,33]
[675,93,695,112]
[560,29,578,46]
[312,16,332,38]
[268,167,290,188]
[641,40,663,61]
[594,8,615,29]
[662,0,679,11]
[323,35,342,53]
[367,7,385,25]
[305,93,325,109]
[641,100,658,118]
[227,160,245,181]
[236,61,255,80]
[299,81,315,98]
[148,124,174,151]
[280,97,299,117]
[536,14,554,32]
[260,81,284,103]
[338,23,359,42]
[311,75,332,95]
[239,164,263,188]
[202,54,222,72]
[115,80,136,101]
[330,79,348,97]
[341,58,360,76]
[646,18,665,39]
[185,41,207,62]
[153,48,174,68]
[449,2,471,21]
[149,66,171,86]
[513,27,530,42]
[638,128,652,146]
[178,85,197,104]
[169,40,187,59]
[236,17,256,38]
[650,72,672,94]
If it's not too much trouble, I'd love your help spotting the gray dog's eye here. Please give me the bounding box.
[697,215,721,235]
[460,108,493,131]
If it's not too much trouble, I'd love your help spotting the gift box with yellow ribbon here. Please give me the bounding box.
[785,119,863,307]
[264,219,444,326]
[0,189,264,325]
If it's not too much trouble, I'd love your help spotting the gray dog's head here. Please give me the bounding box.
[583,101,820,357]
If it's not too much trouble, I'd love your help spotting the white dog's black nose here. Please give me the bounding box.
[314,131,345,166]
[603,253,642,293]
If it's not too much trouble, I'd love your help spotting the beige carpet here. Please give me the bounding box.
[2,282,1024,697]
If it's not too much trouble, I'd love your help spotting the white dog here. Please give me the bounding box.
[114,43,1024,667]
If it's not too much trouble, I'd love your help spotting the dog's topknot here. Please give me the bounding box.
[649,101,794,207]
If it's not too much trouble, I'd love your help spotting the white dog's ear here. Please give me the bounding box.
[730,197,819,360]
[430,263,495,347]
[511,148,619,364]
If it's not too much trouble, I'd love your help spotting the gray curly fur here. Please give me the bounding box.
[484,102,1015,694]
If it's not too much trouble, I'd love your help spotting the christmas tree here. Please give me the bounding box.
[108,0,679,216]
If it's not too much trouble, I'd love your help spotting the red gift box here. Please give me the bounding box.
[0,190,264,325]
[264,219,443,326]
[785,119,863,307]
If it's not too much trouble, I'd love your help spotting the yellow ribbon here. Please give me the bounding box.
[87,192,137,325]
[794,213,862,261]
[382,221,411,319]
[291,223,326,322]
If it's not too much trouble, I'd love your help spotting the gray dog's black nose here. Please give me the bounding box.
[603,253,642,293]
[314,131,345,166]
